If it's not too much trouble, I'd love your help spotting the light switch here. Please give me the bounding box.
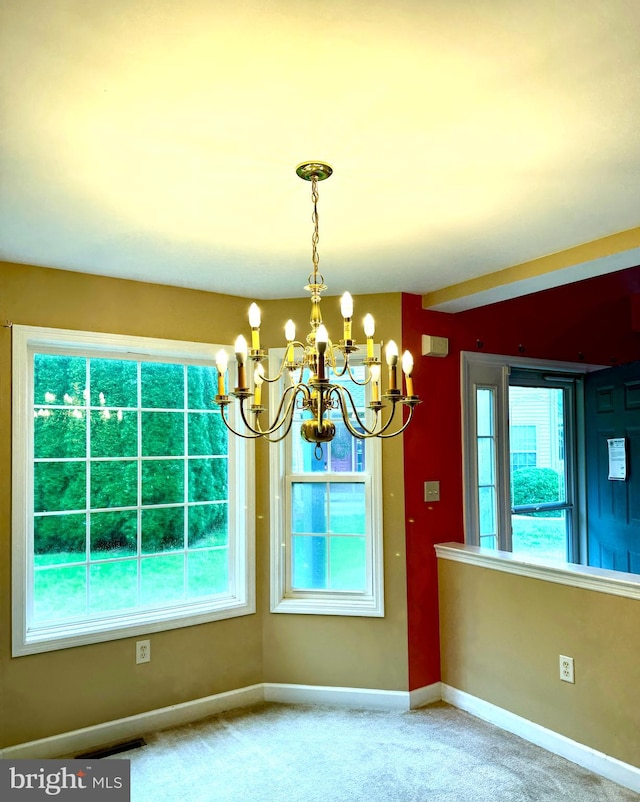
[424,481,440,502]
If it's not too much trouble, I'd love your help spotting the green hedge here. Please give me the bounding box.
[512,467,560,515]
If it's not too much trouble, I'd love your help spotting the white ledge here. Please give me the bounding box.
[435,543,640,601]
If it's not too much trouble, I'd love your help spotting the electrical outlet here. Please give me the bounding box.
[136,639,151,664]
[559,654,574,683]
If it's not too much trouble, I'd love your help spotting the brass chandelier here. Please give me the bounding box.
[214,161,420,446]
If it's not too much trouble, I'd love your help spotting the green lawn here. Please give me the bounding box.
[511,515,567,561]
[33,548,228,624]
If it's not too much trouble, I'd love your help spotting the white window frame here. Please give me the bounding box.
[269,348,384,616]
[12,325,255,656]
[461,351,590,558]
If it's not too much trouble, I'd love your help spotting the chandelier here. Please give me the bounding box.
[214,161,420,447]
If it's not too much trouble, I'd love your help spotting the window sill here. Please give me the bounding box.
[14,597,255,656]
[435,542,640,601]
[271,594,384,617]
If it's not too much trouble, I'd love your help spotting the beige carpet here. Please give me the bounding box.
[125,702,638,801]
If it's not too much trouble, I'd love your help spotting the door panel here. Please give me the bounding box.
[585,362,640,573]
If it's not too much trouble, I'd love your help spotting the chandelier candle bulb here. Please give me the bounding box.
[316,324,329,380]
[341,292,354,341]
[235,335,248,390]
[402,351,414,396]
[248,303,261,351]
[385,340,399,391]
[216,349,229,396]
[253,363,265,407]
[370,363,381,403]
[285,319,296,362]
[364,313,375,358]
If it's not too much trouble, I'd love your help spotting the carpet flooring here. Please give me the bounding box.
[125,701,638,801]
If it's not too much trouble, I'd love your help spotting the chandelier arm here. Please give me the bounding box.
[332,385,411,439]
[328,353,373,387]
[330,386,381,439]
[375,404,417,438]
[259,341,307,383]
[218,403,265,440]
[252,384,305,436]
[251,399,298,443]
[236,384,301,437]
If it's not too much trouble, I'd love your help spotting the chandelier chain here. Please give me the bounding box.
[311,175,320,281]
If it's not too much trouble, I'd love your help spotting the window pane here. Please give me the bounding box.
[476,386,497,547]
[34,354,86,406]
[34,408,86,459]
[509,386,566,504]
[141,459,184,505]
[477,438,495,486]
[141,507,184,553]
[34,461,86,512]
[33,565,87,623]
[290,425,329,473]
[91,410,138,458]
[328,422,365,472]
[329,536,366,590]
[89,560,138,613]
[142,459,184,505]
[188,365,219,411]
[512,510,568,561]
[292,483,327,533]
[292,535,327,589]
[90,358,138,408]
[188,458,228,502]
[188,412,227,456]
[34,513,86,565]
[141,363,184,409]
[90,510,137,558]
[91,460,137,508]
[478,486,496,537]
[476,388,494,436]
[329,483,365,534]
[142,411,184,456]
[187,549,228,597]
[188,504,228,548]
[140,554,185,605]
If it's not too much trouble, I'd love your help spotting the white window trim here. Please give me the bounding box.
[12,325,255,656]
[461,350,601,563]
[269,348,384,616]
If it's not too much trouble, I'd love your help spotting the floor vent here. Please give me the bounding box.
[76,737,147,759]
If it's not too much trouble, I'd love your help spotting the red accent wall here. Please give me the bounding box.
[403,264,640,690]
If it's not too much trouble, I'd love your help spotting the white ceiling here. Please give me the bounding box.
[1,0,639,301]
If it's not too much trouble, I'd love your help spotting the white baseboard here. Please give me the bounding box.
[442,684,640,795]
[409,682,442,710]
[0,682,410,759]
[4,678,639,796]
[0,683,264,760]
[263,682,410,710]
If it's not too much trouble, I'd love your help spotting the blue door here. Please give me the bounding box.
[585,361,640,573]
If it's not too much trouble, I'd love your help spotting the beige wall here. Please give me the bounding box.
[260,296,409,691]
[438,557,640,767]
[0,263,409,749]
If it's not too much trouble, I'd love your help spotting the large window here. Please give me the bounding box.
[462,352,581,563]
[270,355,384,616]
[12,326,254,656]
